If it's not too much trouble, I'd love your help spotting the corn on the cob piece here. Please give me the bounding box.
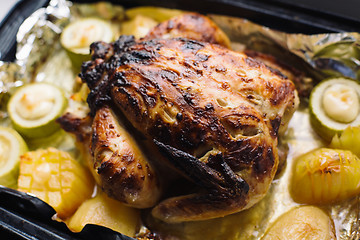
[67,192,140,237]
[290,148,360,204]
[18,148,94,219]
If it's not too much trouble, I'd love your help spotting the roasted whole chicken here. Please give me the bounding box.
[58,13,299,223]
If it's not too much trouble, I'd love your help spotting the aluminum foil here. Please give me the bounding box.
[1,0,360,239]
[211,15,360,82]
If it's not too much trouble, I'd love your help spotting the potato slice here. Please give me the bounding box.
[262,206,335,240]
[18,148,94,219]
[330,126,360,157]
[67,192,140,237]
[121,15,158,39]
[125,6,184,22]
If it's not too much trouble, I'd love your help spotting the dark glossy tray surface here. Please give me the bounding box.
[0,187,134,239]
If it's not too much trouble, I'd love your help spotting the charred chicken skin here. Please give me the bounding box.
[59,107,162,209]
[59,13,298,223]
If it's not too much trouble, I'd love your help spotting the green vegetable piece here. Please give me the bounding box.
[0,127,28,188]
[60,18,115,69]
[309,77,360,141]
[7,82,67,139]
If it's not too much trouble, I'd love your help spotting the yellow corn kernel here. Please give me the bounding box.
[18,148,94,219]
[290,148,360,204]
[67,192,140,237]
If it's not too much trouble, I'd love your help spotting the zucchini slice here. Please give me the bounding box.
[0,127,28,188]
[60,18,115,68]
[309,78,360,141]
[7,82,67,139]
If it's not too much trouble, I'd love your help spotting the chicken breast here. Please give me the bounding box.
[78,35,298,222]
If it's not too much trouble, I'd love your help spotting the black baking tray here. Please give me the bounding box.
[0,187,134,239]
[1,0,360,239]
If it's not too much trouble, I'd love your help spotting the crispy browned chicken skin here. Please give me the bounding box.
[144,12,231,48]
[59,107,162,209]
[59,13,234,217]
[70,32,298,222]
[59,12,298,223]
